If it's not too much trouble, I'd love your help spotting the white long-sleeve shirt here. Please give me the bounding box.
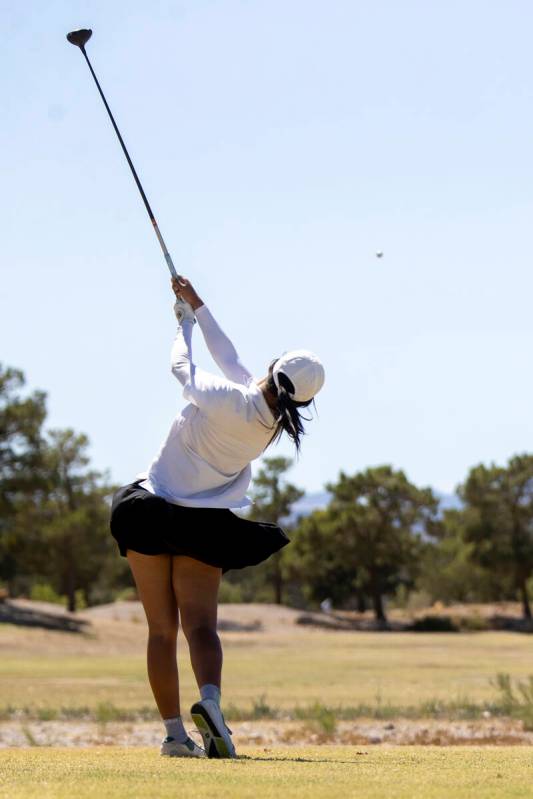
[136,305,278,509]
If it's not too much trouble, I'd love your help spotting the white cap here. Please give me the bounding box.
[272,350,325,403]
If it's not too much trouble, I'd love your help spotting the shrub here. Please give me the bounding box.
[218,581,244,603]
[37,707,58,721]
[295,701,337,735]
[411,615,458,632]
[29,583,64,605]
[251,695,274,719]
[94,702,124,724]
[114,587,138,602]
[29,584,87,610]
[493,673,533,730]
[458,615,489,632]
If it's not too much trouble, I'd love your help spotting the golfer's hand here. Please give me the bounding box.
[172,277,204,311]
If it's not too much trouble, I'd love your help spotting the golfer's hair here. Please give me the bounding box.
[264,359,314,455]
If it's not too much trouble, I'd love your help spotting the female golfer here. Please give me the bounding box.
[110,277,325,759]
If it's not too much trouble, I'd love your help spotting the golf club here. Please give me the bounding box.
[66,28,179,281]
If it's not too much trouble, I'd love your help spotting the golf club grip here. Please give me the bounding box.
[152,221,180,281]
[80,47,178,280]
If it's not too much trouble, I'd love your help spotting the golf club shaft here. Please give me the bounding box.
[80,46,178,280]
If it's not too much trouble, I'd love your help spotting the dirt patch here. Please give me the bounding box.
[1,718,532,749]
[0,603,307,657]
[80,599,533,634]
[79,601,301,632]
[4,599,532,634]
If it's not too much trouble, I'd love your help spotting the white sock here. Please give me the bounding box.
[163,715,188,743]
[200,684,221,705]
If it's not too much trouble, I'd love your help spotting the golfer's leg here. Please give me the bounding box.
[172,556,222,689]
[127,550,180,718]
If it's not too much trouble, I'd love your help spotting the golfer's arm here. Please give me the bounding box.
[170,321,195,386]
[195,305,253,385]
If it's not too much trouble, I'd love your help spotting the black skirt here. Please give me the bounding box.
[110,481,290,574]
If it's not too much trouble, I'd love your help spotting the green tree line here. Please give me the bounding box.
[0,364,129,611]
[1,363,532,619]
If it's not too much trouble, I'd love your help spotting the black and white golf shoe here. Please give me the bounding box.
[190,699,236,759]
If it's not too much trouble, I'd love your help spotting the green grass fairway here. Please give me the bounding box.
[1,625,532,715]
[1,746,531,799]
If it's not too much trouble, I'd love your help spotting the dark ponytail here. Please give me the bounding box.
[264,359,314,455]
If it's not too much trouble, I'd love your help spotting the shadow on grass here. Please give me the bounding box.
[296,610,533,634]
[218,619,263,632]
[0,600,89,633]
[237,754,366,764]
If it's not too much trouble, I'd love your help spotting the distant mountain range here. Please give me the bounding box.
[284,489,463,523]
[290,491,331,517]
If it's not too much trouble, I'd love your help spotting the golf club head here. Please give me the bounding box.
[66,29,92,49]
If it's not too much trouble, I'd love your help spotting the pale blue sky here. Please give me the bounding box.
[1,0,531,495]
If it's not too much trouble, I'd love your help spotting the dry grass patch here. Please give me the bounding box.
[1,616,533,716]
